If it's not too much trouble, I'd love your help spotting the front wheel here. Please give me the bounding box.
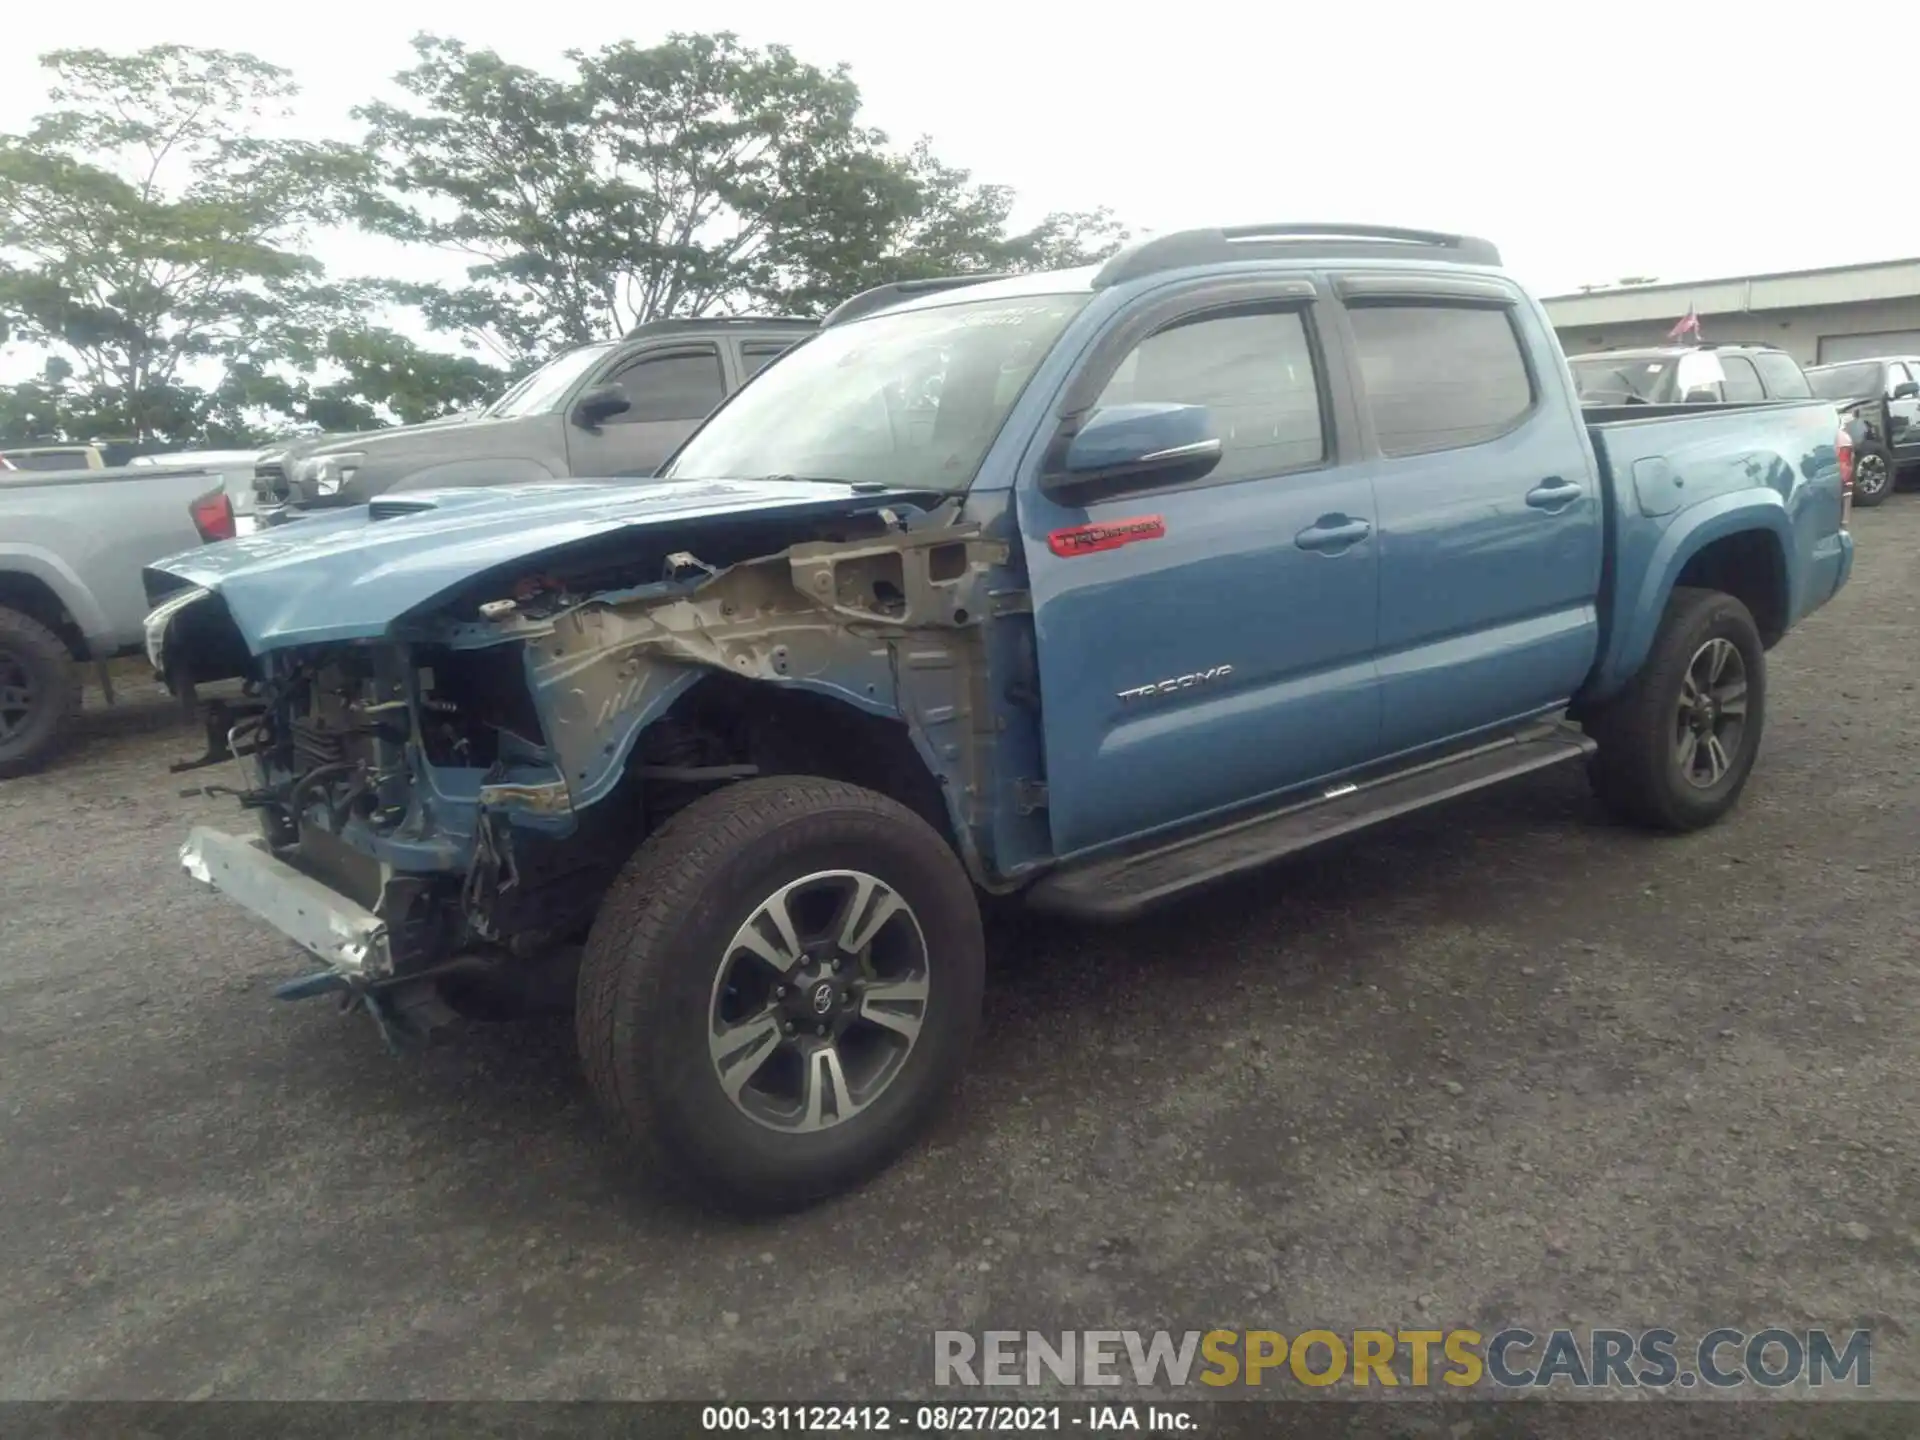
[1586,586,1766,832]
[576,776,985,1213]
[1853,445,1895,507]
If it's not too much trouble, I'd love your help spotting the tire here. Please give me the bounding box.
[1853,445,1894,507]
[0,604,79,780]
[577,775,985,1213]
[1585,586,1765,833]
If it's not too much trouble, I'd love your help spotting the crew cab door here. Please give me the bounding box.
[1019,277,1382,858]
[565,343,728,478]
[1330,276,1603,755]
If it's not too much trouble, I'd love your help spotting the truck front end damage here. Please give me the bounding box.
[151,492,1011,1042]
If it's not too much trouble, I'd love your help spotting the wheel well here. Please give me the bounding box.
[634,675,955,846]
[0,572,86,659]
[1675,531,1788,647]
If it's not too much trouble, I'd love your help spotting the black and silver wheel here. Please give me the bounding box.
[1853,445,1894,507]
[1673,637,1748,792]
[710,869,932,1132]
[1586,586,1766,832]
[577,776,984,1212]
[0,604,78,780]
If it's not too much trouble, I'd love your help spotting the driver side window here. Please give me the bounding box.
[603,348,725,425]
[1093,307,1326,484]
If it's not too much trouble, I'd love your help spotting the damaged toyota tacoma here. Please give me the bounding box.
[145,223,1856,1211]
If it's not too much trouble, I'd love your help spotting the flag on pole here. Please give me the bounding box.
[1667,305,1702,342]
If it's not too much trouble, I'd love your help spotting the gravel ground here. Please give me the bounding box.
[1,502,1916,1407]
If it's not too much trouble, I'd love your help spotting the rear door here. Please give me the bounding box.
[564,343,728,477]
[1332,276,1603,756]
[1019,276,1382,856]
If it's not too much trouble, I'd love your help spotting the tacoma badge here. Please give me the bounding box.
[1117,665,1233,703]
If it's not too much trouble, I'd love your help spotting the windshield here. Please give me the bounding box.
[1567,355,1674,404]
[488,342,618,418]
[1805,361,1881,401]
[665,292,1089,492]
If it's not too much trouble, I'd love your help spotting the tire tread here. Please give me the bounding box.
[576,775,980,1210]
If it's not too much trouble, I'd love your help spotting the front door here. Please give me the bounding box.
[565,343,728,478]
[1021,282,1382,858]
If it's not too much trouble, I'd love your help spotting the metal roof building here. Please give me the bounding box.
[1540,257,1920,366]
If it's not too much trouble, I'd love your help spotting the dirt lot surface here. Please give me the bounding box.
[1,503,1916,1410]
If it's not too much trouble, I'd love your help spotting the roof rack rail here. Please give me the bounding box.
[623,314,816,340]
[1692,340,1783,352]
[821,274,1015,328]
[1092,223,1501,289]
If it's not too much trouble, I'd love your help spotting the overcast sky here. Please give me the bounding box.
[1,0,1909,324]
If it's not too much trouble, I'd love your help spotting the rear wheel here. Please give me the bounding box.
[576,776,984,1212]
[1586,587,1766,832]
[0,605,79,779]
[1853,444,1894,506]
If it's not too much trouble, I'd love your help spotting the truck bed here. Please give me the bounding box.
[0,463,227,654]
[1580,398,1850,702]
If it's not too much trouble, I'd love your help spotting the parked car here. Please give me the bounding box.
[1805,357,1920,506]
[1565,341,1815,408]
[131,449,265,532]
[251,316,817,525]
[149,222,1853,1212]
[0,462,236,776]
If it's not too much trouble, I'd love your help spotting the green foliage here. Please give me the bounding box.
[0,45,371,442]
[0,36,1129,447]
[354,33,1129,360]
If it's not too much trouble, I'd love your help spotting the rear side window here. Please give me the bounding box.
[1346,304,1534,456]
[1751,351,1812,399]
[1718,355,1765,402]
[742,342,795,379]
[1094,307,1325,483]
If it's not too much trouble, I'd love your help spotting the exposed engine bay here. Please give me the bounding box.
[151,490,1018,1036]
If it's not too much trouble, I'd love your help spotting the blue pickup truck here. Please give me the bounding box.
[146,223,1855,1211]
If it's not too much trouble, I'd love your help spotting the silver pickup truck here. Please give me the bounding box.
[0,461,232,776]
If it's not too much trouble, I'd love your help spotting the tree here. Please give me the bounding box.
[211,323,506,437]
[758,139,1127,317]
[354,33,1129,363]
[0,45,373,444]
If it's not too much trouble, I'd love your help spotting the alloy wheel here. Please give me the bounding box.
[706,869,930,1132]
[0,646,37,743]
[1674,637,1748,789]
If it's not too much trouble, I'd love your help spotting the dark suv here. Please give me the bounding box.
[1805,356,1920,507]
[254,316,817,524]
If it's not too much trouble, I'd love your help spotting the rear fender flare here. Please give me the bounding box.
[1585,491,1791,704]
[0,545,106,648]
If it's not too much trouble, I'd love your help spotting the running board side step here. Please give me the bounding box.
[1025,721,1596,921]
